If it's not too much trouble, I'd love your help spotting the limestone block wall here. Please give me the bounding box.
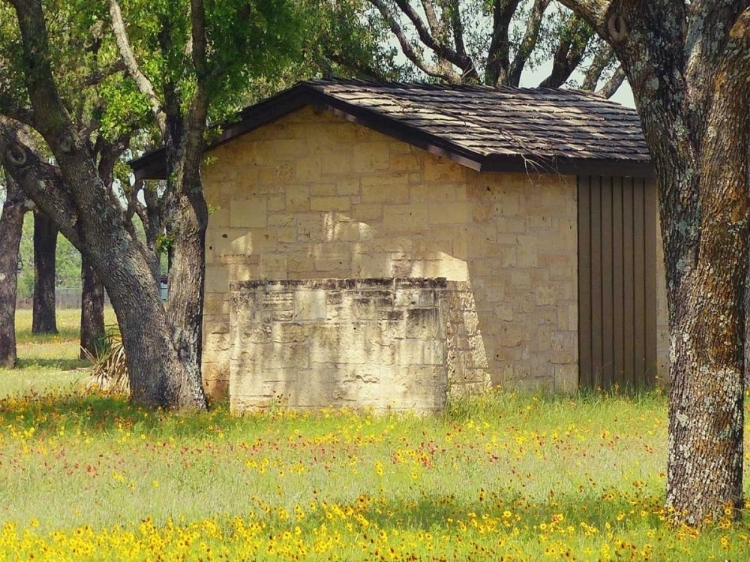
[201,106,580,397]
[230,278,487,412]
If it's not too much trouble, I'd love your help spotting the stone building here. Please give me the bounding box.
[132,80,667,413]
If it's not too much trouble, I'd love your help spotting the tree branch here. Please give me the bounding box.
[83,59,127,88]
[0,92,35,127]
[369,0,459,82]
[0,117,81,249]
[445,0,467,58]
[485,0,522,86]
[538,13,593,88]
[109,0,166,134]
[581,41,613,90]
[506,0,550,86]
[420,0,441,37]
[684,0,749,149]
[391,0,479,81]
[596,65,625,98]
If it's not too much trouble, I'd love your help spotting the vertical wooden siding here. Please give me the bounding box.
[578,176,657,390]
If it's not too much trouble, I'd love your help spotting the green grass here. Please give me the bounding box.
[1,309,117,395]
[0,310,748,560]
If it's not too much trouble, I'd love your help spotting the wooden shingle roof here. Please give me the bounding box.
[131,79,652,179]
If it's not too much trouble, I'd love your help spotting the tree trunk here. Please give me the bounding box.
[165,192,208,408]
[32,210,58,334]
[0,175,29,368]
[79,254,105,359]
[661,53,749,524]
[0,0,202,410]
[163,119,209,410]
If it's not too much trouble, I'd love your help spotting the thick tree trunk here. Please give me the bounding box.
[163,116,209,409]
[553,0,750,527]
[79,254,105,359]
[1,1,202,411]
[32,210,58,334]
[662,55,749,524]
[0,175,28,368]
[165,191,208,408]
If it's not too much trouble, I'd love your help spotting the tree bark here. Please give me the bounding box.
[0,74,190,412]
[555,0,750,526]
[31,210,57,335]
[0,174,29,368]
[79,254,105,359]
[158,0,211,410]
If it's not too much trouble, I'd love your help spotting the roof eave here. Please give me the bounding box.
[480,154,654,178]
[129,81,653,181]
[129,82,489,180]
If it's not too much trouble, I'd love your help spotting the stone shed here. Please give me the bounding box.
[132,79,667,412]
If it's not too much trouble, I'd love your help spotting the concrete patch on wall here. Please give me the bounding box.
[229,278,490,413]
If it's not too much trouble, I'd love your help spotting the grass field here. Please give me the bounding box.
[0,309,749,560]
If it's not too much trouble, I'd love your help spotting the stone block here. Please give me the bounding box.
[294,289,327,321]
[268,213,296,227]
[259,163,294,185]
[286,186,310,212]
[361,175,410,203]
[205,266,229,293]
[409,183,464,203]
[310,196,351,212]
[230,198,267,228]
[321,152,354,176]
[296,157,321,182]
[260,254,287,279]
[428,201,472,224]
[353,143,390,172]
[310,182,338,196]
[336,179,361,196]
[423,156,466,182]
[209,206,230,228]
[382,204,429,231]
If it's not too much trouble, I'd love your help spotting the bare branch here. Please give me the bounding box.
[445,0,467,58]
[83,59,127,88]
[581,41,613,90]
[369,0,459,82]
[391,0,479,81]
[420,0,441,37]
[109,0,166,134]
[485,0,522,86]
[538,14,593,88]
[596,65,625,98]
[507,0,550,86]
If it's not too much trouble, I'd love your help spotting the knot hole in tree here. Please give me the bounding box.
[6,146,27,166]
[58,133,74,153]
[608,13,628,44]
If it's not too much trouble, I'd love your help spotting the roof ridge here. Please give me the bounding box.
[302,78,630,105]
[131,78,650,180]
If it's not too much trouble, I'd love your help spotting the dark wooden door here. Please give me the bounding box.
[578,176,657,391]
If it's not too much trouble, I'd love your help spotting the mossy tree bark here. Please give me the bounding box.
[556,0,750,526]
[31,210,57,335]
[0,0,200,409]
[0,173,30,368]
[79,254,105,359]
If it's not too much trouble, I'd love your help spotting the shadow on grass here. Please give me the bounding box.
[0,391,242,439]
[15,358,88,371]
[287,491,669,539]
[15,328,80,344]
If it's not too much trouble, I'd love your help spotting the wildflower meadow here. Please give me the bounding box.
[0,309,749,561]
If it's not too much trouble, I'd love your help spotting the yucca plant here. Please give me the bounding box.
[83,325,129,394]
